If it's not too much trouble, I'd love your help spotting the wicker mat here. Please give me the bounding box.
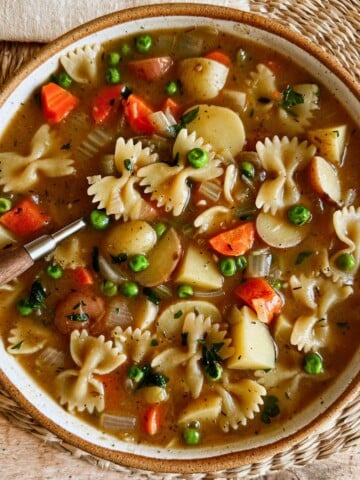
[0,1,359,478]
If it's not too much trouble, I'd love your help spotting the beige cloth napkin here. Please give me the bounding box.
[0,0,250,42]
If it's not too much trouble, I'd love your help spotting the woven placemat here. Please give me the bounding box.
[0,1,359,478]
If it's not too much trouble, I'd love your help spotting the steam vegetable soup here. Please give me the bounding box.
[0,26,360,448]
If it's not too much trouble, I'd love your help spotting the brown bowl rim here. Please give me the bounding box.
[0,2,360,474]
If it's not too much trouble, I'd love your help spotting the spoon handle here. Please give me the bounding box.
[0,247,34,287]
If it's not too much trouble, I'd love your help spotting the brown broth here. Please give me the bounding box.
[0,28,359,448]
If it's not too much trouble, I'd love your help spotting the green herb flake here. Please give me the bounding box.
[66,312,90,322]
[280,86,304,113]
[336,322,349,328]
[11,340,24,350]
[174,310,183,319]
[124,158,133,171]
[261,395,280,424]
[150,338,159,346]
[28,279,47,308]
[295,251,313,265]
[168,107,199,135]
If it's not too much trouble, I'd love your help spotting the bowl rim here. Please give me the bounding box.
[0,2,360,474]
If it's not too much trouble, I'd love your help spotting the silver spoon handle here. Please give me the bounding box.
[0,218,86,287]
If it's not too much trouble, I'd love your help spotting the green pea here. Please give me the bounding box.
[303,352,323,375]
[235,255,247,271]
[101,280,118,297]
[129,254,149,272]
[135,34,152,53]
[57,72,72,89]
[272,279,283,290]
[121,281,139,298]
[187,148,209,169]
[46,264,63,279]
[177,284,193,298]
[219,258,237,276]
[205,362,223,381]
[153,222,167,237]
[16,299,33,316]
[240,161,255,179]
[183,426,200,445]
[105,67,121,84]
[128,364,144,382]
[108,51,121,66]
[287,205,311,226]
[165,80,179,96]
[0,197,12,213]
[89,210,110,230]
[335,253,356,271]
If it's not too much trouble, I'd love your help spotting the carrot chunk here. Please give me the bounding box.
[91,84,123,124]
[69,266,94,285]
[122,93,155,134]
[204,50,232,68]
[161,97,182,119]
[41,82,79,125]
[209,222,255,256]
[142,404,162,436]
[0,198,50,237]
[234,277,283,324]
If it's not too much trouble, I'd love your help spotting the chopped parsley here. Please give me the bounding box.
[168,107,199,136]
[261,395,280,424]
[279,86,304,115]
[295,251,313,265]
[66,312,90,322]
[28,279,47,309]
[135,365,168,390]
[11,340,24,350]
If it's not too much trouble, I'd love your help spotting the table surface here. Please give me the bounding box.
[0,413,358,479]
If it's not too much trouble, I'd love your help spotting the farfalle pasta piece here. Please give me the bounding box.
[56,330,126,414]
[0,124,75,193]
[112,326,153,364]
[7,317,52,354]
[215,380,266,431]
[278,84,320,136]
[60,44,102,84]
[246,63,277,113]
[289,275,352,352]
[114,136,158,174]
[152,311,233,398]
[327,206,360,283]
[255,136,316,214]
[138,130,223,216]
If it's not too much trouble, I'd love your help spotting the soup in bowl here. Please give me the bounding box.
[0,4,359,473]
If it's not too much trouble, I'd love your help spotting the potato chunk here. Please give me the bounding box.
[308,124,348,165]
[227,305,276,370]
[179,57,229,101]
[102,220,157,257]
[178,394,222,424]
[308,155,341,204]
[175,243,223,290]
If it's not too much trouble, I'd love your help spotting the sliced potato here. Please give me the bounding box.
[178,394,222,424]
[102,220,157,257]
[186,104,246,157]
[0,225,16,249]
[179,58,229,101]
[132,298,158,330]
[134,228,182,287]
[256,211,310,248]
[157,300,221,338]
[308,155,341,204]
[227,306,276,370]
[175,243,223,290]
[308,124,348,165]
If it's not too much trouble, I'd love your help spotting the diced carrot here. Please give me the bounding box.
[97,371,125,411]
[142,404,162,436]
[0,198,50,237]
[204,50,232,68]
[234,277,283,324]
[41,82,79,125]
[272,90,282,101]
[161,97,182,119]
[209,222,255,256]
[69,266,94,285]
[122,93,155,134]
[91,84,123,124]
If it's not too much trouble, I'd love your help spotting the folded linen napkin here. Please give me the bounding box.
[0,0,249,42]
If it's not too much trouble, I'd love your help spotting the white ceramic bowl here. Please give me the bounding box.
[0,4,359,474]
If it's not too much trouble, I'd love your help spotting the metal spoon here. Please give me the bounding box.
[0,217,86,287]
